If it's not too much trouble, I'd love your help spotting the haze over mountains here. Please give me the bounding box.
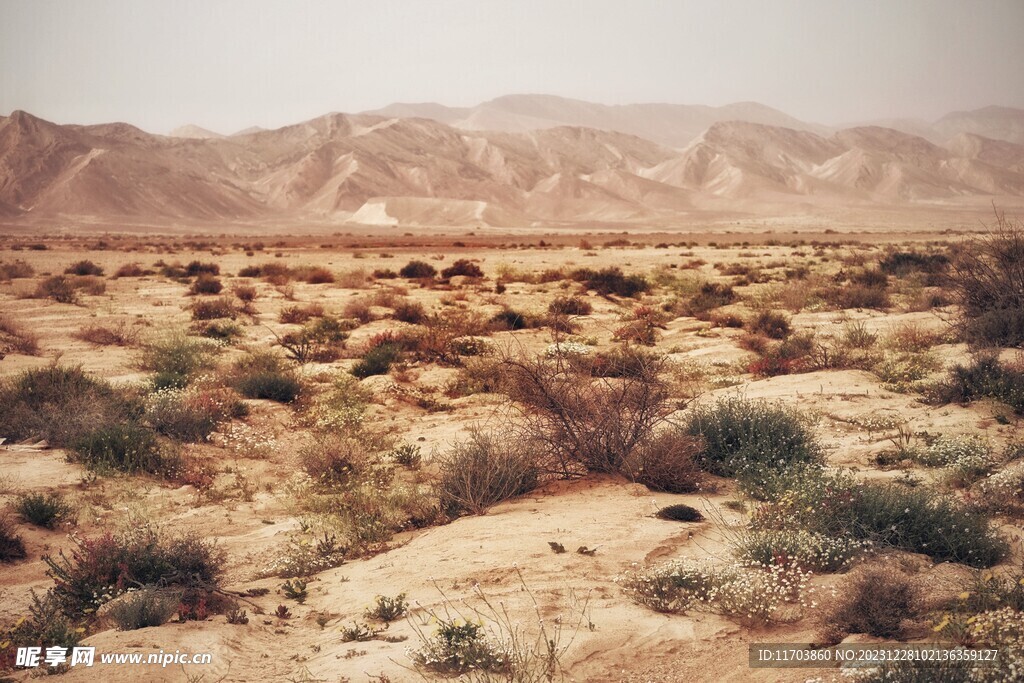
[2,94,1024,228]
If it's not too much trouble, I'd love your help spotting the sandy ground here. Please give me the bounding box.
[0,233,1020,682]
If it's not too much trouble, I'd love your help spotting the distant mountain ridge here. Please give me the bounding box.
[2,98,1024,228]
[364,95,1024,147]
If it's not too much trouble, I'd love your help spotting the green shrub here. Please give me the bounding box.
[64,260,104,276]
[16,492,75,529]
[277,315,350,363]
[928,354,1024,414]
[71,423,174,475]
[107,589,178,630]
[231,351,303,402]
[234,372,302,402]
[736,529,864,573]
[140,333,219,387]
[0,365,140,447]
[192,319,243,342]
[389,443,422,468]
[399,260,437,279]
[684,398,823,484]
[364,593,408,622]
[435,429,540,516]
[411,617,510,675]
[0,514,27,563]
[351,342,402,378]
[620,559,805,625]
[754,470,1009,567]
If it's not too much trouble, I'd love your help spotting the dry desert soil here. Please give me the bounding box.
[0,224,1021,683]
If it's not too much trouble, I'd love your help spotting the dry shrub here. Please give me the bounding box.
[298,266,335,284]
[184,261,219,276]
[189,297,237,321]
[497,350,675,476]
[336,268,369,288]
[188,273,223,295]
[73,320,140,347]
[440,259,484,279]
[434,428,540,516]
[0,513,27,563]
[400,260,437,279]
[392,298,426,324]
[548,295,592,316]
[949,209,1024,347]
[64,260,104,276]
[407,309,489,364]
[232,284,259,302]
[820,566,923,644]
[343,297,376,324]
[0,315,40,355]
[623,429,706,493]
[113,263,149,278]
[747,310,791,339]
[279,303,324,324]
[33,275,79,303]
[885,321,943,352]
[0,260,34,280]
[300,434,374,487]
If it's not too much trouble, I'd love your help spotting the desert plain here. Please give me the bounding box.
[0,207,1021,683]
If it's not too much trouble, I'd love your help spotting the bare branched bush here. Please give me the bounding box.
[434,428,540,516]
[949,209,1024,347]
[623,429,706,493]
[496,349,678,477]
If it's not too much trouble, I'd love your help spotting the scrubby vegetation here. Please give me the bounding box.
[231,350,303,402]
[683,397,823,497]
[16,492,75,529]
[435,429,540,516]
[0,365,141,447]
[5,232,1024,680]
[949,210,1024,346]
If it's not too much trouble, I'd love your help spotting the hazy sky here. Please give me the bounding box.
[2,0,1022,134]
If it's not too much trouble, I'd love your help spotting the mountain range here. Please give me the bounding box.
[2,94,1023,228]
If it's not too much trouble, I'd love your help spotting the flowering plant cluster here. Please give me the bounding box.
[618,559,812,625]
